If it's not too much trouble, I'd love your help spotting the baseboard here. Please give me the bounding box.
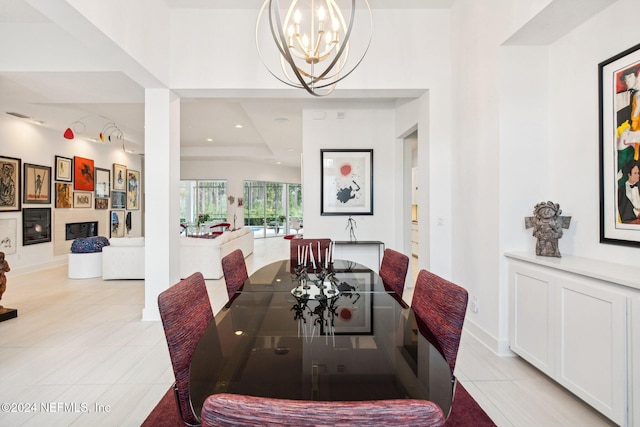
[463,319,514,357]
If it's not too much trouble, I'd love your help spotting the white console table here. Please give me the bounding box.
[333,241,385,272]
[505,252,640,426]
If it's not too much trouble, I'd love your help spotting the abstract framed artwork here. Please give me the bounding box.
[54,155,72,182]
[110,210,125,238]
[22,208,51,246]
[73,156,94,191]
[0,218,17,255]
[113,163,126,191]
[321,149,373,216]
[111,191,126,209]
[73,192,92,208]
[599,42,640,247]
[0,155,21,212]
[55,183,72,208]
[126,169,140,210]
[94,167,110,199]
[23,163,51,204]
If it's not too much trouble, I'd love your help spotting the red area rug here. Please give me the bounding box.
[141,382,495,426]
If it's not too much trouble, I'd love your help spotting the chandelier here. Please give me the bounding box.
[256,0,372,96]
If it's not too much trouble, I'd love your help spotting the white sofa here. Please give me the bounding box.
[102,237,145,280]
[180,227,254,279]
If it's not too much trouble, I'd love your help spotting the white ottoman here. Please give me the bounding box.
[68,252,103,279]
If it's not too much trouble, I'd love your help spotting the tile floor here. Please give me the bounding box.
[0,238,615,426]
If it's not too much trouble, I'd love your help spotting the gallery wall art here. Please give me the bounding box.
[73,156,94,191]
[23,163,51,204]
[0,156,21,212]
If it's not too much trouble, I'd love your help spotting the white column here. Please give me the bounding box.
[142,88,181,321]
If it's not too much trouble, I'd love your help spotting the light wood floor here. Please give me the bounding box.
[0,238,615,426]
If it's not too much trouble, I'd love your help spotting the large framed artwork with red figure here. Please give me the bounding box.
[73,156,94,191]
[320,149,373,216]
[599,42,640,247]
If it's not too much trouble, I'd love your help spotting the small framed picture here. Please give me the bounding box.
[0,156,21,212]
[110,210,125,238]
[55,183,72,208]
[94,167,110,199]
[113,163,126,191]
[23,163,52,204]
[74,156,94,191]
[55,155,73,182]
[126,169,140,210]
[73,192,92,208]
[111,191,126,209]
[0,218,17,255]
[95,198,109,209]
[22,208,51,245]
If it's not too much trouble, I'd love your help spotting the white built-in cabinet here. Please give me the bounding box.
[506,252,639,426]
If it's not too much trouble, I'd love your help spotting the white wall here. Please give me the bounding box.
[451,0,635,353]
[301,101,399,247]
[0,114,142,275]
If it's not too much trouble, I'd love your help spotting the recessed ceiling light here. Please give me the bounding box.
[276,161,281,165]
[274,117,289,124]
[235,124,243,129]
[287,148,294,152]
[206,138,213,142]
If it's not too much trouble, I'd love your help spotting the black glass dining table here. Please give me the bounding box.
[189,259,455,421]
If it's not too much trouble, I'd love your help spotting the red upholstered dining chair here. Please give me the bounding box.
[379,248,410,307]
[289,238,332,271]
[221,249,248,305]
[411,269,469,375]
[200,393,445,427]
[158,272,213,426]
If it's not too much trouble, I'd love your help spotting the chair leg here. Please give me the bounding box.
[172,383,201,427]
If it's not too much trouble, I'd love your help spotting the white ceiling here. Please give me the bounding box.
[0,0,452,167]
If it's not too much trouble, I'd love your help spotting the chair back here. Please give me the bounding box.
[201,393,445,427]
[412,269,468,375]
[379,248,410,305]
[289,238,332,271]
[291,218,302,233]
[221,249,248,301]
[158,272,213,426]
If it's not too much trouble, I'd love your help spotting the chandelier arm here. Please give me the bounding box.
[270,0,326,96]
[309,0,356,84]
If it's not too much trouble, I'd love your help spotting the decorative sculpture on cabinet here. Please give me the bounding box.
[525,201,571,257]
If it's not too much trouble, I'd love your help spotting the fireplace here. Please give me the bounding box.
[65,221,98,240]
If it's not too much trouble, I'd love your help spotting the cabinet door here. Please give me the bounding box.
[555,278,627,425]
[509,263,555,376]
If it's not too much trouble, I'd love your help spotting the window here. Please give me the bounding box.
[244,180,302,238]
[180,180,227,224]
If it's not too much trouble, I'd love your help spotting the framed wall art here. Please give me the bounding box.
[73,192,92,208]
[23,163,51,204]
[111,191,126,209]
[54,155,72,182]
[126,169,140,210]
[95,198,109,210]
[110,210,125,238]
[22,208,51,246]
[55,183,72,208]
[94,167,110,199]
[73,156,94,191]
[0,218,17,255]
[599,42,640,247]
[0,155,21,212]
[320,149,373,216]
[113,163,126,191]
